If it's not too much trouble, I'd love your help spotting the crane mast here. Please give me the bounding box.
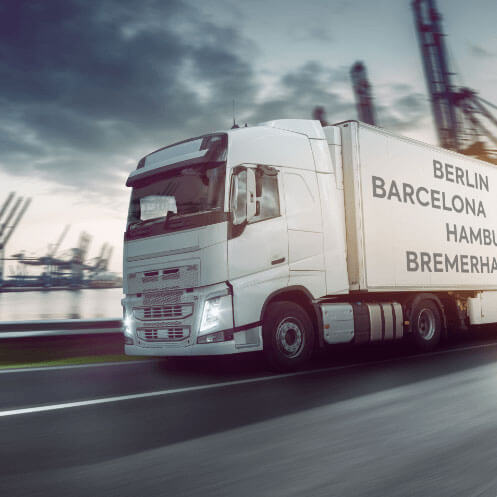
[350,61,377,126]
[0,193,31,285]
[49,224,70,257]
[412,0,497,163]
[412,0,458,150]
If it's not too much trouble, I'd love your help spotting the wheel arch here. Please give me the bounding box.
[403,292,447,339]
[260,286,323,347]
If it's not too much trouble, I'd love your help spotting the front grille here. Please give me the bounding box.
[143,290,182,305]
[144,306,182,319]
[137,326,189,342]
[135,304,193,321]
[162,268,179,280]
[127,264,199,295]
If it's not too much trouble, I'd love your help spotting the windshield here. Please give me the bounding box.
[126,162,226,239]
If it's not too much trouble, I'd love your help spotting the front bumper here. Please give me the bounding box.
[122,282,262,356]
[125,338,254,356]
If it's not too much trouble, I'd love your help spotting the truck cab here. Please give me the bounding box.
[122,119,349,368]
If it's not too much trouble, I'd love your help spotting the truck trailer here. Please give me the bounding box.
[122,119,497,369]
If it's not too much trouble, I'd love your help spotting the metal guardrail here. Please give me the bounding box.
[0,318,122,339]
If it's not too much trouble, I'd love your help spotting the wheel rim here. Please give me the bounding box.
[275,318,305,358]
[417,308,436,341]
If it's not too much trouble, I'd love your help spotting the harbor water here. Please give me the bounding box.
[0,288,123,321]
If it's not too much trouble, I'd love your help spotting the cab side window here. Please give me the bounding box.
[250,171,280,223]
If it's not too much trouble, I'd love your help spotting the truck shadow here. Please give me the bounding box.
[153,323,497,377]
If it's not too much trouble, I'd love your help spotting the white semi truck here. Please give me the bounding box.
[122,119,497,369]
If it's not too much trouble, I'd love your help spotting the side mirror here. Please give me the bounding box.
[230,166,258,225]
[246,168,257,223]
[230,169,247,225]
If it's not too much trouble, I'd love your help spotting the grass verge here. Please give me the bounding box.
[0,333,145,370]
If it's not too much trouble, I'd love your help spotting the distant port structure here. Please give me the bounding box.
[0,192,121,291]
[315,0,497,164]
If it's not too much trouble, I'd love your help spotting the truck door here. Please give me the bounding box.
[282,169,326,296]
[227,165,289,326]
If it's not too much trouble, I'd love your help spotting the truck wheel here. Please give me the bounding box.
[262,301,315,371]
[408,298,442,352]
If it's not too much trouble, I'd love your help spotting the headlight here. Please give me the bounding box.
[200,297,222,331]
[123,308,134,341]
[199,293,233,334]
[123,316,133,336]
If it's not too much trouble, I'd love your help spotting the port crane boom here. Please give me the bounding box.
[412,0,497,163]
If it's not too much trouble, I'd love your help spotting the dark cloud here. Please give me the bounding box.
[248,62,355,124]
[469,44,495,58]
[0,0,256,193]
[377,90,430,132]
[293,25,334,43]
[0,0,428,201]
[390,83,414,94]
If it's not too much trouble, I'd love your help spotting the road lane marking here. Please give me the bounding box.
[1,340,497,418]
[0,369,344,417]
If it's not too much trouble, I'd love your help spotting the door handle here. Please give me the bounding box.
[271,257,286,265]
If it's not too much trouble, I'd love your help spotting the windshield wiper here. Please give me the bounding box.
[177,201,204,212]
[128,206,220,234]
[128,216,168,232]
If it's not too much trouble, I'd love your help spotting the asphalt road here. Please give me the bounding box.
[2,331,497,497]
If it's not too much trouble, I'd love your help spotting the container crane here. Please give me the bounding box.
[0,193,31,284]
[48,224,70,258]
[412,0,497,163]
[350,61,377,126]
[102,246,113,272]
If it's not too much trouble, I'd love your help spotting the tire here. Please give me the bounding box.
[408,298,442,352]
[262,301,315,371]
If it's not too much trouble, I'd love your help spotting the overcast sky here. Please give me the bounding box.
[1,0,496,273]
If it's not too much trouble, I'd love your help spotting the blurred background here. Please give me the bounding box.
[1,4,497,496]
[0,0,496,318]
